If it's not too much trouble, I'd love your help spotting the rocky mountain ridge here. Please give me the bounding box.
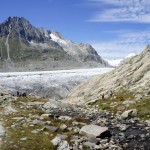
[65,45,150,104]
[0,17,110,72]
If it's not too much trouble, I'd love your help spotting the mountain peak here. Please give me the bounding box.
[0,16,49,43]
[6,16,27,21]
[3,16,30,27]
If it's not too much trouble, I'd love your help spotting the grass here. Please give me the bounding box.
[1,124,56,150]
[131,99,150,120]
[82,145,91,150]
[0,97,80,150]
[89,91,150,120]
[93,92,134,113]
[0,97,56,150]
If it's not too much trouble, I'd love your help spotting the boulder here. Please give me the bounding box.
[119,124,128,131]
[44,126,58,132]
[51,136,70,150]
[58,140,70,150]
[135,94,143,101]
[60,124,67,130]
[40,114,50,120]
[51,136,61,146]
[79,125,111,138]
[121,109,137,119]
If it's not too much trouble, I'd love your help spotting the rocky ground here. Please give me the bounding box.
[0,88,150,150]
[65,46,150,105]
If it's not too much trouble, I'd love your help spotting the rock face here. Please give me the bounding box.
[0,17,110,72]
[65,46,150,104]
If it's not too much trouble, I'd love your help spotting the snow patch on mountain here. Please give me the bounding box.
[105,53,137,67]
[50,33,67,45]
[105,59,123,67]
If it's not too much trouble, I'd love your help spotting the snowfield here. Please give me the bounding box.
[0,68,113,100]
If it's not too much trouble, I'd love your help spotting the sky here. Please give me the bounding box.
[0,0,150,59]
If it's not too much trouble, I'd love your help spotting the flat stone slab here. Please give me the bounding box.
[79,125,109,138]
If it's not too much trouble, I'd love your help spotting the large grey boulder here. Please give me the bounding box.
[79,125,111,138]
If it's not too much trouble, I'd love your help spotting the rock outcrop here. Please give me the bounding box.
[0,17,110,72]
[65,45,150,104]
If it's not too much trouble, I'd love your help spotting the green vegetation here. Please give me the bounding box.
[0,97,55,150]
[133,99,150,120]
[89,91,150,120]
[93,92,134,113]
[0,97,79,150]
[82,145,91,150]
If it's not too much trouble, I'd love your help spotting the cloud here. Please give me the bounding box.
[88,0,150,23]
[90,30,149,59]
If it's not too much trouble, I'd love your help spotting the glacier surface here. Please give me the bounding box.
[0,68,113,100]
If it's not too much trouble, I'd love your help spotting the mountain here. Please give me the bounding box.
[0,17,110,72]
[65,45,150,104]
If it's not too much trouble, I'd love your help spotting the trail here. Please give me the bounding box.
[5,25,11,61]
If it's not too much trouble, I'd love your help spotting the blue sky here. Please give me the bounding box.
[0,0,150,59]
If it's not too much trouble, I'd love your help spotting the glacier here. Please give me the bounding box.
[0,68,113,100]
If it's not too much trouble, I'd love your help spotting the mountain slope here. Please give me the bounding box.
[0,17,110,71]
[65,45,150,104]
